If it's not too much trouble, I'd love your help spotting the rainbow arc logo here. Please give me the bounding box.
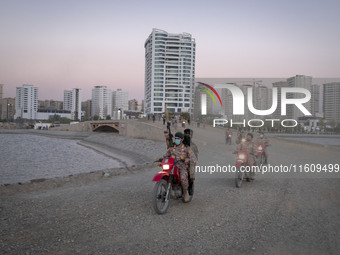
[197,82,222,115]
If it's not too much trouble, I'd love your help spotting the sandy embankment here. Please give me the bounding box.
[0,131,166,195]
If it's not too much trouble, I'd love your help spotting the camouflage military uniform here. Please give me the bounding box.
[225,130,232,138]
[188,141,199,180]
[235,132,246,145]
[163,144,197,190]
[255,136,269,147]
[236,140,257,166]
[255,136,270,160]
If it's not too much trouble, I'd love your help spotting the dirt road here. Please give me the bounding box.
[1,126,339,254]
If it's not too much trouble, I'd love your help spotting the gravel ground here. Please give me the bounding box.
[0,126,339,254]
[78,133,167,167]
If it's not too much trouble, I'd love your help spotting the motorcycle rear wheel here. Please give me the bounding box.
[152,179,170,214]
[235,168,243,188]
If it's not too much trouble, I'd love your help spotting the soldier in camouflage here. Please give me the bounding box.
[162,132,197,202]
[184,129,199,181]
[234,133,257,179]
[235,129,246,145]
[255,132,270,164]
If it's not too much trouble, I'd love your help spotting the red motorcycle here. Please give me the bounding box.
[152,158,193,214]
[234,151,254,188]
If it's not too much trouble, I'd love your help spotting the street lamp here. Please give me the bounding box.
[7,103,10,121]
[118,108,121,120]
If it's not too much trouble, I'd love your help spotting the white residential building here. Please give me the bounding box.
[286,75,312,120]
[15,84,38,119]
[310,84,320,116]
[253,85,272,120]
[113,89,128,111]
[63,88,82,120]
[144,28,196,115]
[323,82,340,123]
[91,86,112,119]
[272,81,288,120]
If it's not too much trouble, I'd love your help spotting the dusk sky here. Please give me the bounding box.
[1,0,339,102]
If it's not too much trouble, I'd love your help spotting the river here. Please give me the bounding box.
[0,134,121,185]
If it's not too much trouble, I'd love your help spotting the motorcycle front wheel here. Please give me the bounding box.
[258,154,264,165]
[152,179,170,214]
[235,168,243,188]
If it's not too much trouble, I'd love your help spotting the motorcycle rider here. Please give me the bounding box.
[255,132,270,164]
[183,129,199,182]
[235,129,246,145]
[234,133,257,179]
[161,132,197,202]
[225,128,232,144]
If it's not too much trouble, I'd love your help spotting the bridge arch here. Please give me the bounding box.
[93,125,119,132]
[90,121,120,133]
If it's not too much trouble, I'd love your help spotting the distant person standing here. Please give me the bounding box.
[152,114,155,123]
[174,119,178,130]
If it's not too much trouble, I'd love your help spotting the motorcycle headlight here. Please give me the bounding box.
[162,164,170,170]
[239,154,246,160]
[258,146,263,150]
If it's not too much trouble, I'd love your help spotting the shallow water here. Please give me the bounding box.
[0,134,121,185]
[281,136,340,147]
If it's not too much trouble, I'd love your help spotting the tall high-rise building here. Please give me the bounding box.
[1,98,15,120]
[253,85,272,120]
[63,88,82,120]
[91,86,112,119]
[113,89,128,111]
[15,84,38,119]
[323,82,340,123]
[239,84,255,121]
[272,81,288,120]
[310,84,320,116]
[286,75,312,120]
[144,28,196,115]
[81,100,92,120]
[220,85,234,120]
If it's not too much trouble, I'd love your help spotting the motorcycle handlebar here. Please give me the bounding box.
[156,158,186,163]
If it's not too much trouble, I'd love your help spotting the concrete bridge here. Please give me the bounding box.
[90,121,120,132]
[50,119,164,142]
